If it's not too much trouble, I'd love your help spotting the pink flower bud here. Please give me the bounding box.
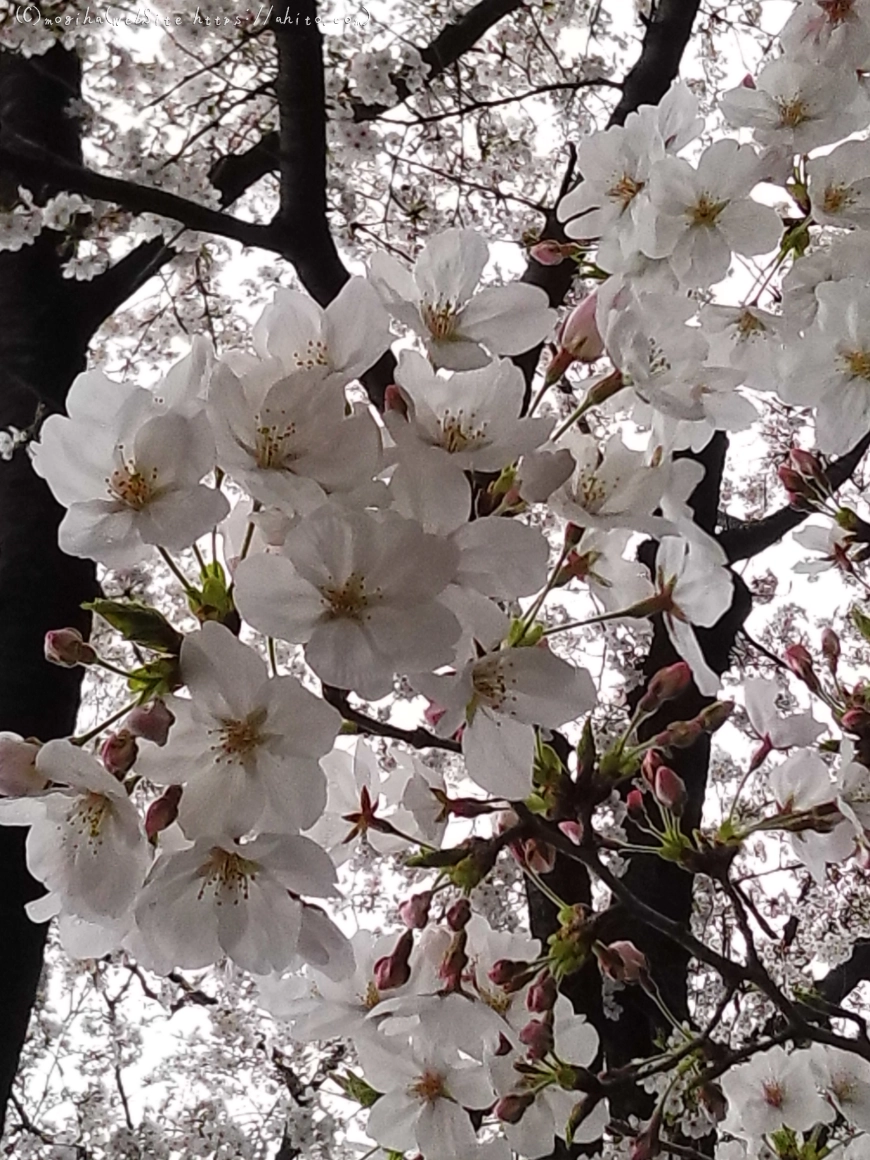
[595,940,648,984]
[789,447,824,482]
[560,293,603,361]
[99,730,138,778]
[638,662,692,714]
[0,734,45,796]
[399,891,433,930]
[558,819,583,845]
[740,72,756,88]
[626,788,646,821]
[145,784,182,840]
[445,897,471,931]
[494,1092,535,1124]
[526,970,557,1013]
[530,240,566,266]
[519,1018,554,1060]
[842,707,870,734]
[545,294,604,384]
[785,644,821,693]
[488,959,535,992]
[653,766,687,815]
[373,929,413,990]
[127,699,175,747]
[641,749,665,786]
[44,628,96,668]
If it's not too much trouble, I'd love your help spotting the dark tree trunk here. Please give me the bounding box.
[0,45,98,1135]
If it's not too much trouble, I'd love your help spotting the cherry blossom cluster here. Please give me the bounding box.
[7,1,870,1157]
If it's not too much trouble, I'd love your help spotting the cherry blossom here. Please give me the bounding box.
[721,1045,835,1142]
[414,646,596,798]
[234,504,461,699]
[369,227,555,369]
[33,368,228,568]
[134,832,346,976]
[0,740,149,922]
[134,622,341,838]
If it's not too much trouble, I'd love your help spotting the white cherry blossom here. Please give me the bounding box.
[808,140,870,230]
[134,832,345,976]
[252,276,392,388]
[33,370,228,568]
[721,1046,834,1142]
[134,622,340,838]
[414,646,596,798]
[356,1036,494,1160]
[369,227,555,370]
[0,740,149,922]
[234,505,461,700]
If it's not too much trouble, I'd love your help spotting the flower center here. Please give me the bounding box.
[471,657,508,711]
[410,1069,447,1103]
[254,419,297,469]
[608,173,644,209]
[575,468,608,511]
[321,573,372,621]
[363,980,381,1010]
[831,1074,857,1103]
[292,338,330,370]
[777,98,810,128]
[762,1079,785,1108]
[422,300,460,342]
[690,194,727,227]
[108,463,156,509]
[198,847,259,903]
[822,183,855,216]
[820,0,855,23]
[213,710,267,763]
[439,410,488,453]
[736,310,766,341]
[69,792,111,842]
[842,348,870,381]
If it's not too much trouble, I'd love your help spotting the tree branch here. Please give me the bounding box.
[0,143,278,251]
[351,0,526,122]
[719,431,870,563]
[80,131,280,330]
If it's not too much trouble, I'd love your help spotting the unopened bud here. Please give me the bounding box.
[399,891,432,930]
[488,959,536,992]
[653,766,687,815]
[641,748,665,786]
[127,699,175,746]
[594,939,648,984]
[697,700,735,733]
[545,294,604,384]
[652,719,704,750]
[698,1081,727,1123]
[530,240,566,266]
[445,897,471,931]
[373,929,414,990]
[494,1092,535,1124]
[145,784,182,840]
[558,819,583,845]
[0,734,45,796]
[526,970,558,1013]
[842,707,870,734]
[784,644,821,693]
[626,788,646,821]
[100,730,138,778]
[638,662,692,714]
[44,628,96,668]
[519,1017,554,1060]
[789,447,824,482]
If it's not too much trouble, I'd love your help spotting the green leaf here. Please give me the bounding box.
[84,599,183,655]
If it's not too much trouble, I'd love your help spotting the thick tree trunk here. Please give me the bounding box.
[0,45,97,1135]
